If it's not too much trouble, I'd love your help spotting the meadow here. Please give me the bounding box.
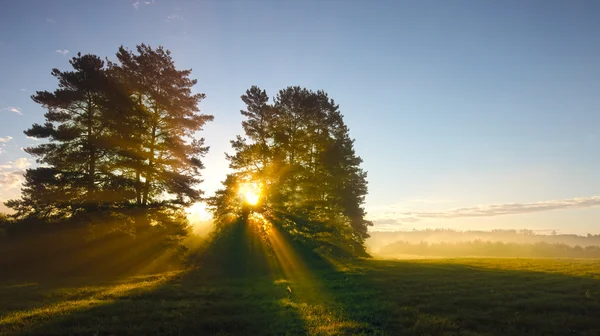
[2,256,599,335]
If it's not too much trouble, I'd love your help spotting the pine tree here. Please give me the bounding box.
[111,44,213,208]
[211,86,371,256]
[7,53,120,219]
[7,45,213,248]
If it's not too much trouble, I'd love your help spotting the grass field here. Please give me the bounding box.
[1,257,599,335]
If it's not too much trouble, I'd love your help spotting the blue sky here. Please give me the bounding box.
[1,1,599,234]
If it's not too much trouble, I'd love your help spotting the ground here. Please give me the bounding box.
[1,257,599,335]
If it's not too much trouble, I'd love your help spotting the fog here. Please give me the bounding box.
[367,229,600,258]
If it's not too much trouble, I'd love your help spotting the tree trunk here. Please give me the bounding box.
[142,110,158,205]
[86,96,96,205]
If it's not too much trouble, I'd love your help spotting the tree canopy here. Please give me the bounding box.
[3,47,372,263]
[210,86,372,256]
[5,45,213,249]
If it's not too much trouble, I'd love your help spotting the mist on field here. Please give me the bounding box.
[367,229,600,258]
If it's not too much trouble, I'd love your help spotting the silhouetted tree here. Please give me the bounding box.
[6,45,213,249]
[107,44,213,237]
[210,86,371,256]
[6,54,121,219]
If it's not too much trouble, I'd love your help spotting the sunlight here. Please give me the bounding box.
[186,202,212,222]
[244,213,358,334]
[239,182,261,206]
[0,272,180,331]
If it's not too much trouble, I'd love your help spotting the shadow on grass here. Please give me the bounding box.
[1,219,311,335]
[3,220,600,335]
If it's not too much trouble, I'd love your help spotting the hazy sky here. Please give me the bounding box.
[1,1,599,234]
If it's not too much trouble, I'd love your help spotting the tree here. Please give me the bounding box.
[110,44,213,207]
[210,86,371,256]
[7,53,121,219]
[6,45,213,248]
[107,44,214,237]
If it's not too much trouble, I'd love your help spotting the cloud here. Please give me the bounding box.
[1,107,22,115]
[0,158,31,170]
[133,0,152,9]
[11,158,31,170]
[20,88,27,92]
[370,199,453,209]
[165,14,183,22]
[372,218,401,225]
[0,158,31,192]
[0,170,25,190]
[46,18,56,24]
[55,49,69,55]
[0,136,13,144]
[26,136,40,142]
[372,196,600,226]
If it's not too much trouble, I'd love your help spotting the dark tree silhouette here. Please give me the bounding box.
[6,45,213,249]
[110,44,213,208]
[210,86,371,256]
[6,53,121,219]
[105,44,213,237]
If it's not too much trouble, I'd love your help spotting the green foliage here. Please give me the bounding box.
[210,86,371,256]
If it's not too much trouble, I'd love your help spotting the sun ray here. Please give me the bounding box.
[245,213,364,334]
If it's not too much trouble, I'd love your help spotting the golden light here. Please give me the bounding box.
[243,212,354,334]
[186,202,212,222]
[239,182,261,206]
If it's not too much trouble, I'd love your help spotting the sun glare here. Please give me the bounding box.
[186,202,212,222]
[239,183,261,206]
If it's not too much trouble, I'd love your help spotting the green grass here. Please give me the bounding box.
[1,257,599,335]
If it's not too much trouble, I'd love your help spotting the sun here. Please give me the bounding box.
[239,182,261,206]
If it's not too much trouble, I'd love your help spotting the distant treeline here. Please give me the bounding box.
[368,229,600,251]
[378,240,600,258]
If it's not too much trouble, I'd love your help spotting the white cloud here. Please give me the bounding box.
[165,14,183,22]
[0,170,25,190]
[26,136,40,142]
[0,158,31,170]
[12,158,31,170]
[55,49,69,55]
[371,196,600,227]
[20,88,27,92]
[0,136,13,143]
[46,18,56,24]
[0,158,31,192]
[1,107,22,115]
[133,1,151,9]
